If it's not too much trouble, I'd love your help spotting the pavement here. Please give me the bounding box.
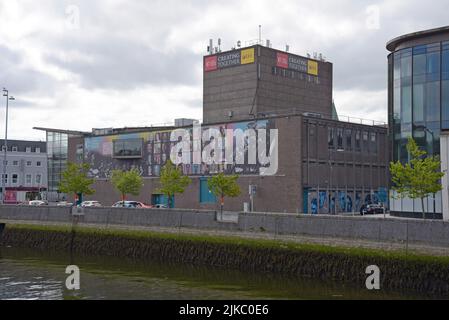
[2,218,449,257]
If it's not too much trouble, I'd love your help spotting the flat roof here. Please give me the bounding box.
[33,127,89,136]
[386,25,449,52]
[204,44,330,64]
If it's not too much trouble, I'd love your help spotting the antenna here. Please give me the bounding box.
[209,39,213,55]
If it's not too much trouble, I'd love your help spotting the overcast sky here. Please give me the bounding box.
[0,0,448,140]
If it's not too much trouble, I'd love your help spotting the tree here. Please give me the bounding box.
[390,137,444,219]
[110,168,144,201]
[157,160,191,208]
[207,173,241,214]
[59,162,95,205]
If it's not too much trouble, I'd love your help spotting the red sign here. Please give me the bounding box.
[204,56,218,72]
[276,52,289,69]
[4,190,17,204]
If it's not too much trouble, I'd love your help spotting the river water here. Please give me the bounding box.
[0,246,431,300]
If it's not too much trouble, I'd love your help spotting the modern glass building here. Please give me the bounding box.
[34,127,87,201]
[387,26,449,216]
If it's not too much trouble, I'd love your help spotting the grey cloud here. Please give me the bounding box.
[0,45,56,98]
[45,36,201,90]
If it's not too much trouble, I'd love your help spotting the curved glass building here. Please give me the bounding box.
[387,26,449,216]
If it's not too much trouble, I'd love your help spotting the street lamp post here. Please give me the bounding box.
[2,88,15,204]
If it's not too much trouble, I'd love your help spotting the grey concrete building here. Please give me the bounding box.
[34,43,387,213]
[203,45,333,124]
[35,113,388,214]
[0,139,47,203]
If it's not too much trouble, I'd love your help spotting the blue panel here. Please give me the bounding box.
[200,178,216,204]
[303,188,309,214]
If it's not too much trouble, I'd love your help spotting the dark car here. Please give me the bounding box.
[362,204,385,215]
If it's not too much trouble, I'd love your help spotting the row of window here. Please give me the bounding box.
[392,41,449,130]
[327,128,377,153]
[1,173,43,185]
[271,67,321,84]
[2,160,43,167]
[1,145,42,153]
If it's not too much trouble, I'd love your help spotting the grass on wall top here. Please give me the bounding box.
[5,223,449,266]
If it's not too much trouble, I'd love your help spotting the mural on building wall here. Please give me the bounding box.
[84,120,274,179]
[308,189,385,214]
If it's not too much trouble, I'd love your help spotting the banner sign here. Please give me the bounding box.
[276,52,319,76]
[241,48,255,65]
[204,56,218,72]
[218,52,241,68]
[204,48,255,72]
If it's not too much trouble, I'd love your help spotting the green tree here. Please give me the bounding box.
[390,137,444,219]
[59,162,95,205]
[207,173,241,214]
[111,168,144,201]
[157,160,191,208]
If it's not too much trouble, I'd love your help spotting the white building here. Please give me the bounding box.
[440,131,449,221]
[0,139,48,204]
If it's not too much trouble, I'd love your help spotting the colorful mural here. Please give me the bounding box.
[84,120,274,179]
[307,189,387,214]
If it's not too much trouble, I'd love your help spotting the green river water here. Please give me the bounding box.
[0,246,435,300]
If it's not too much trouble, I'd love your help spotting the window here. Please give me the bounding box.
[370,132,378,154]
[36,161,42,167]
[2,160,7,166]
[355,130,361,151]
[26,161,32,166]
[12,174,18,184]
[345,129,352,151]
[13,160,18,166]
[26,147,31,153]
[1,174,7,184]
[328,128,334,148]
[12,146,18,152]
[35,147,41,153]
[363,131,369,152]
[35,174,42,185]
[426,81,440,122]
[113,139,143,158]
[26,174,32,185]
[337,128,343,149]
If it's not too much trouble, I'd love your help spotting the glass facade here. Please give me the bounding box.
[390,41,449,163]
[46,131,68,194]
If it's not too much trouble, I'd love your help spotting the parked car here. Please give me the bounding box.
[112,201,152,209]
[81,201,102,207]
[153,204,168,209]
[362,204,385,215]
[29,200,48,206]
[56,201,73,207]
